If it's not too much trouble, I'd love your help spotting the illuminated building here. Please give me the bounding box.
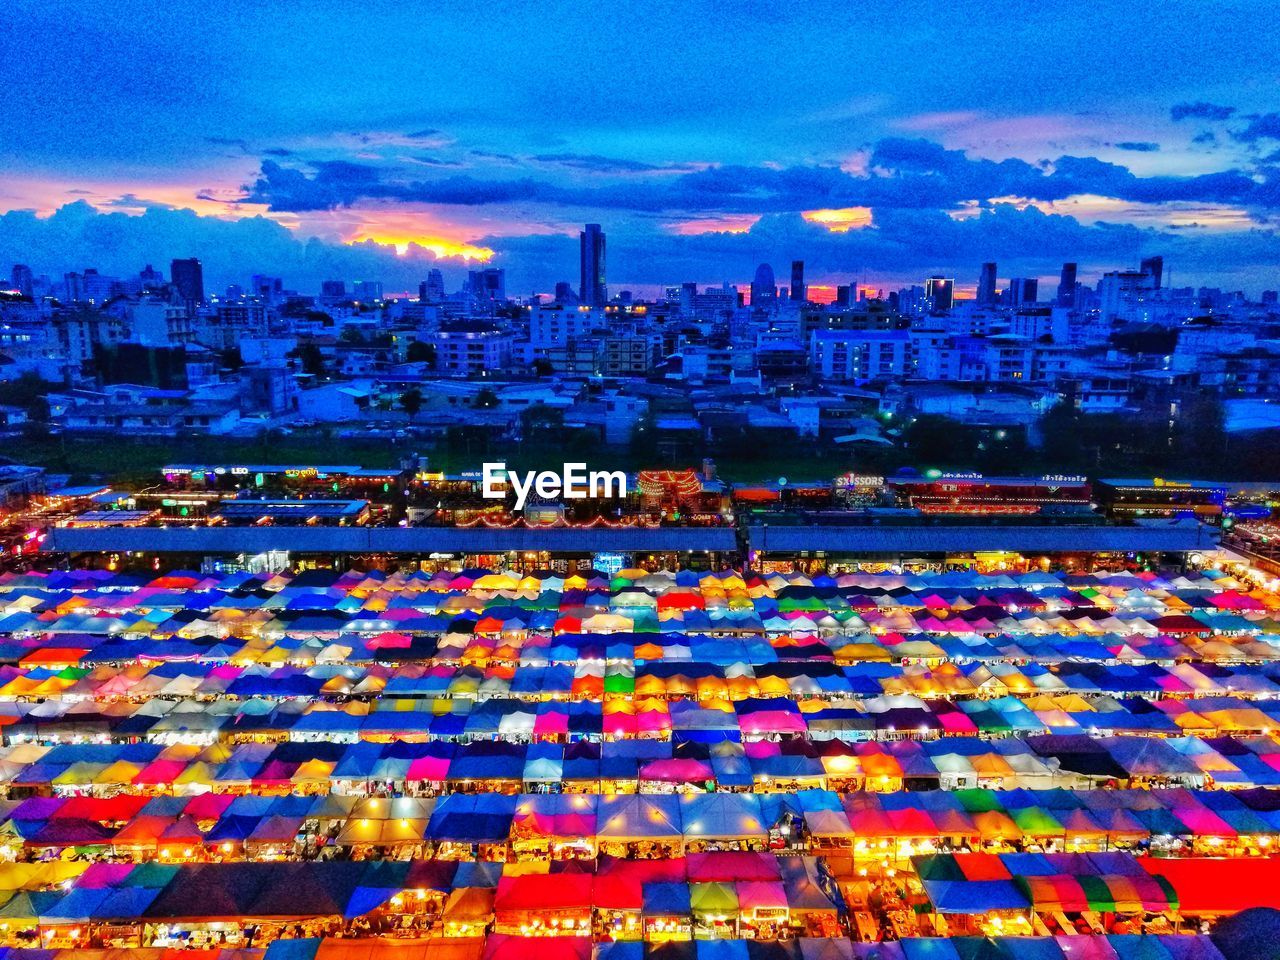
[925,276,954,312]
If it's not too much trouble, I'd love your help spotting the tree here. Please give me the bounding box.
[399,387,423,421]
[520,402,564,441]
[532,358,555,378]
[902,414,971,464]
[406,340,436,366]
[475,388,499,409]
[339,326,366,345]
[294,343,326,377]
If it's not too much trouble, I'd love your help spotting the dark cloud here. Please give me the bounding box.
[532,153,697,173]
[405,129,441,139]
[1192,131,1218,146]
[263,147,295,157]
[205,136,251,154]
[1113,141,1159,152]
[243,138,1275,218]
[409,155,463,167]
[1234,113,1280,143]
[1171,102,1237,122]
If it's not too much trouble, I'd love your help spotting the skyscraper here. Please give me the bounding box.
[750,263,776,306]
[420,268,445,301]
[579,224,606,307]
[170,258,204,305]
[10,264,33,298]
[977,262,997,304]
[925,276,954,312]
[1007,277,1039,306]
[467,268,506,303]
[1057,262,1078,307]
[1140,255,1164,290]
[790,260,806,302]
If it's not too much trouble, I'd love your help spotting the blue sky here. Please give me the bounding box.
[2,0,1279,297]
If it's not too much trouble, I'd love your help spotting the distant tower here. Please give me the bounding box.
[139,264,164,290]
[977,262,997,304]
[170,258,205,305]
[9,264,33,297]
[467,268,506,302]
[750,263,776,306]
[579,224,606,307]
[1007,277,1039,306]
[1057,262,1078,307]
[925,276,954,312]
[790,260,806,302]
[1140,255,1164,290]
[420,268,445,301]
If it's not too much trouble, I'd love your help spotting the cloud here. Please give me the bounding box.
[1113,141,1159,152]
[532,153,698,174]
[0,201,474,295]
[1171,102,1237,122]
[6,198,1280,296]
[205,136,251,153]
[1234,113,1280,143]
[242,139,1278,219]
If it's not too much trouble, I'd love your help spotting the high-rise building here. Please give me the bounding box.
[352,280,383,302]
[170,258,205,305]
[1057,263,1078,307]
[977,262,997,304]
[320,280,347,304]
[579,224,606,307]
[10,264,33,298]
[467,268,505,303]
[420,269,445,302]
[554,281,576,305]
[925,276,954,312]
[1007,277,1039,306]
[252,275,283,301]
[1140,255,1164,290]
[750,263,776,306]
[835,285,853,307]
[1099,270,1155,322]
[790,261,806,302]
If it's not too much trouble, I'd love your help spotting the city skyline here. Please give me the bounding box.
[2,0,1280,296]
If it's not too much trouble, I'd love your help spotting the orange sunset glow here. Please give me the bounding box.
[350,230,495,261]
[802,207,874,232]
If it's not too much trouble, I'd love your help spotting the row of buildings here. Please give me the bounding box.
[1,237,1278,446]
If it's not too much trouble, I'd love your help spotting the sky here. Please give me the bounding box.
[2,0,1280,298]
